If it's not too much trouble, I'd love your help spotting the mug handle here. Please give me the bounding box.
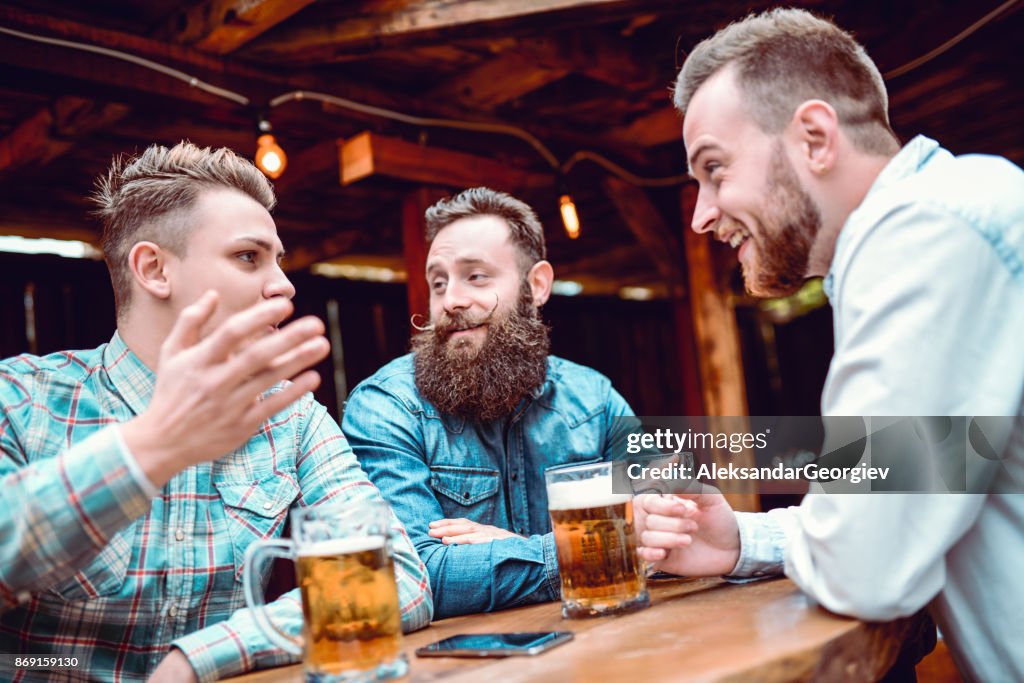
[242,539,303,656]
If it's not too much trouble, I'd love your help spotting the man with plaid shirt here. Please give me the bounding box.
[0,142,433,682]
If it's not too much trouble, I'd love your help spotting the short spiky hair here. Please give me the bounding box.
[674,8,899,155]
[92,141,276,318]
[424,187,546,273]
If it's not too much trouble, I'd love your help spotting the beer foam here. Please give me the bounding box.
[547,478,631,510]
[297,535,386,557]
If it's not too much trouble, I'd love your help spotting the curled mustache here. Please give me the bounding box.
[410,293,500,333]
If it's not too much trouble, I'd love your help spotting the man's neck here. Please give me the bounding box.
[807,152,896,277]
[118,313,171,370]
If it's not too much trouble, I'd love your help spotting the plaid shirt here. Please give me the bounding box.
[0,333,432,682]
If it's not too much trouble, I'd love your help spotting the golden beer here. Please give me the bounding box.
[547,475,649,618]
[295,537,403,675]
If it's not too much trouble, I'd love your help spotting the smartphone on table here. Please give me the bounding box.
[415,631,574,658]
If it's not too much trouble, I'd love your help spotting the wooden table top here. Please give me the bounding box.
[226,576,933,683]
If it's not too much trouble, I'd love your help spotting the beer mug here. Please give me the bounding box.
[545,462,650,618]
[243,499,408,682]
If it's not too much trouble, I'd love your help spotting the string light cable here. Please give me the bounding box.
[1,0,1016,182]
[0,24,250,106]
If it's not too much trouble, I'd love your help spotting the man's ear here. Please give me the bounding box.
[527,260,554,307]
[790,100,839,176]
[128,241,172,300]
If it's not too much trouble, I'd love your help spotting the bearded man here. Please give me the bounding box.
[634,8,1023,681]
[342,187,637,618]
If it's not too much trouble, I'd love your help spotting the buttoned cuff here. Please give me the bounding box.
[541,532,562,600]
[172,622,252,683]
[725,511,786,580]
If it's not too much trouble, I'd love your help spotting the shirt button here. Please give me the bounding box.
[168,605,179,618]
[263,502,274,511]
[753,571,766,577]
[511,472,518,481]
[175,529,185,542]
[463,492,470,500]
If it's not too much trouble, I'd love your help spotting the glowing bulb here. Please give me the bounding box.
[559,194,580,239]
[255,133,287,179]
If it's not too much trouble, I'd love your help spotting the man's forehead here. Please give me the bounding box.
[188,187,282,251]
[427,215,515,262]
[682,66,746,148]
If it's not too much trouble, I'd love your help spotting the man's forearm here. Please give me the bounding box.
[0,426,153,609]
[420,533,560,619]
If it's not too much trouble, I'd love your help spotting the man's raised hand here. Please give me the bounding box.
[121,292,330,487]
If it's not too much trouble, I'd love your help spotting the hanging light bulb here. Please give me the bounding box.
[255,117,287,179]
[559,194,580,239]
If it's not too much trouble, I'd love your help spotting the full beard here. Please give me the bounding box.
[412,284,550,422]
[743,142,823,298]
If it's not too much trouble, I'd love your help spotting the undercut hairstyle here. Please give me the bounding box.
[424,187,547,273]
[92,141,276,319]
[674,8,900,156]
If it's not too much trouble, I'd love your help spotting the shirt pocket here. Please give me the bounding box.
[47,523,136,601]
[214,468,300,583]
[429,466,500,523]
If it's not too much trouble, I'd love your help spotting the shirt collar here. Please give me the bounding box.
[823,135,941,301]
[102,331,157,417]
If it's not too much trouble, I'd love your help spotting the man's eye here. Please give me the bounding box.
[468,273,489,283]
[237,252,257,264]
[431,280,447,293]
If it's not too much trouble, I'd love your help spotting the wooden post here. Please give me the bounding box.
[680,184,759,512]
[401,187,448,331]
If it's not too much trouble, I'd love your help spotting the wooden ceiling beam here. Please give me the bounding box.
[0,97,129,176]
[340,131,552,193]
[243,0,665,62]
[158,0,318,55]
[429,51,570,110]
[609,106,682,148]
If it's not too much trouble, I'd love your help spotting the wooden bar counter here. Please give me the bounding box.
[227,576,934,683]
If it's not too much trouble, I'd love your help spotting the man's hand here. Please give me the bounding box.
[428,518,521,544]
[148,648,198,683]
[635,487,741,576]
[121,291,330,488]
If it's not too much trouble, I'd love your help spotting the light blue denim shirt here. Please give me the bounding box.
[732,136,1024,682]
[342,353,635,618]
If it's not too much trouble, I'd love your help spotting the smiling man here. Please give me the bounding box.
[0,142,432,682]
[634,8,1024,681]
[343,187,638,618]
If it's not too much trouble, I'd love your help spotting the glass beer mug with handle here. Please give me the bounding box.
[243,498,408,683]
[545,461,650,618]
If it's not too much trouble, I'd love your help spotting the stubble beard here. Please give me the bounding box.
[744,142,823,298]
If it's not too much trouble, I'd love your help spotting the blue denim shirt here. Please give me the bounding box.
[342,353,635,618]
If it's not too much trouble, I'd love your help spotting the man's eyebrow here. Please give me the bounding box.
[233,236,286,259]
[687,142,723,177]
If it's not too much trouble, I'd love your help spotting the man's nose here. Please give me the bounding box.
[265,265,296,300]
[442,280,472,313]
[691,186,720,234]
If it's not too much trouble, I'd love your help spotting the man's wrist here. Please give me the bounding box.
[119,416,182,489]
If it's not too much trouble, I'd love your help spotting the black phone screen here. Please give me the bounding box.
[415,631,574,657]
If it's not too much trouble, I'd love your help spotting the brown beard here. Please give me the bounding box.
[744,142,823,298]
[412,283,550,422]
